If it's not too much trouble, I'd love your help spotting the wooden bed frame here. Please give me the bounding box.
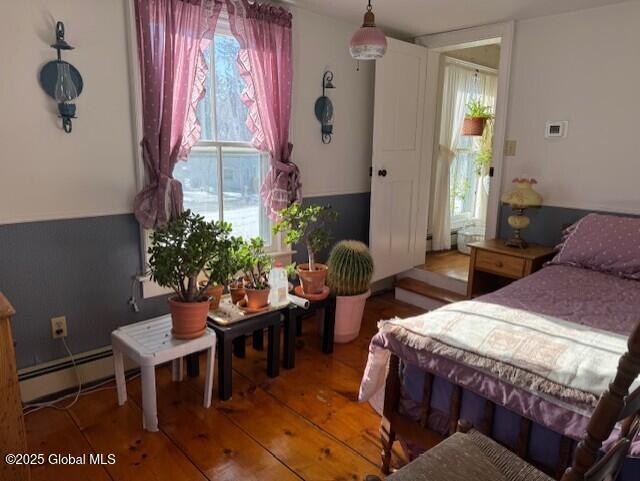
[380,353,575,478]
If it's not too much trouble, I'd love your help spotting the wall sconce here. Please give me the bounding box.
[39,22,83,133]
[314,71,335,144]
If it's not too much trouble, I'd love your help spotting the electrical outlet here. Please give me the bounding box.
[51,316,68,339]
[504,140,517,156]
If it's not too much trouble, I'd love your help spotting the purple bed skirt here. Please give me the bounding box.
[401,361,639,480]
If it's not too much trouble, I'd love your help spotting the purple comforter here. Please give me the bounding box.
[370,265,640,473]
[481,264,640,336]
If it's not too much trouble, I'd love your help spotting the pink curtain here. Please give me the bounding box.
[227,0,301,221]
[133,0,222,229]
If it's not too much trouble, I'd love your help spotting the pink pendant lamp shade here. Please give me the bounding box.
[350,0,387,60]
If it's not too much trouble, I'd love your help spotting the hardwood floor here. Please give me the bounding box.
[419,249,470,282]
[25,293,424,481]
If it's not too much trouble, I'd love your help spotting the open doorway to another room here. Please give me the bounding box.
[422,42,501,283]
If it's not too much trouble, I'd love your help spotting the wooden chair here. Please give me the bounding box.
[372,320,640,481]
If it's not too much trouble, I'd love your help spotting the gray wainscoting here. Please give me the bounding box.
[0,191,371,369]
[0,214,170,369]
[498,205,638,247]
[293,192,371,266]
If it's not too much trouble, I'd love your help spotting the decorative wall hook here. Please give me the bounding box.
[39,22,83,133]
[314,71,335,144]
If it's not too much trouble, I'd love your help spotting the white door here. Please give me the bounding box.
[370,38,431,281]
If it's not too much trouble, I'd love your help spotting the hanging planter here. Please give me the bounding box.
[462,117,487,136]
[462,99,493,137]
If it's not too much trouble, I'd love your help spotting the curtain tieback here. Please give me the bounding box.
[438,144,456,162]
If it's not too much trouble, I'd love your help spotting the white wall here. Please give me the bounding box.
[0,1,374,226]
[289,7,374,197]
[0,0,138,224]
[503,1,640,214]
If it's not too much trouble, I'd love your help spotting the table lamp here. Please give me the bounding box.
[501,178,543,248]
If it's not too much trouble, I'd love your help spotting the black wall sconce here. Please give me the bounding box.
[314,71,335,144]
[39,22,83,133]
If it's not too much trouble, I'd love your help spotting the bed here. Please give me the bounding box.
[359,214,640,480]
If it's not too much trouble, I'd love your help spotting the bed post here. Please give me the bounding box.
[381,354,401,474]
[561,321,640,481]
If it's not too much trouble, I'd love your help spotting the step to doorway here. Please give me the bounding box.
[397,267,468,297]
[395,278,466,311]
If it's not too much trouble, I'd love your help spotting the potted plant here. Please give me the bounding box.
[326,240,374,343]
[148,210,230,339]
[272,202,338,295]
[474,118,494,195]
[462,99,493,136]
[238,237,273,309]
[203,223,241,310]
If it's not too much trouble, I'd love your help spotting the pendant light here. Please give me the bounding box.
[350,0,387,60]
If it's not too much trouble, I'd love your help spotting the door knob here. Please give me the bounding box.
[378,169,387,177]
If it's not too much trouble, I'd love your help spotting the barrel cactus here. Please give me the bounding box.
[327,240,374,296]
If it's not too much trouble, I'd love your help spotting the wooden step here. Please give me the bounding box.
[395,278,467,304]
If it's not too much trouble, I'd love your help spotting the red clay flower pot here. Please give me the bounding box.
[168,297,209,339]
[245,287,270,309]
[229,282,246,304]
[297,263,328,295]
[462,117,487,136]
[204,284,224,310]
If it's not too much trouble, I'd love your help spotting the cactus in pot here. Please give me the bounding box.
[327,240,374,343]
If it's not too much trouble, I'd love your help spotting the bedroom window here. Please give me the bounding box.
[447,62,497,232]
[172,32,272,246]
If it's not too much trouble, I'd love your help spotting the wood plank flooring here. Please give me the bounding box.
[25,293,424,481]
[420,250,470,282]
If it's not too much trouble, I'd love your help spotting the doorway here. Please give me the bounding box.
[415,23,513,285]
[367,23,513,285]
[425,42,500,280]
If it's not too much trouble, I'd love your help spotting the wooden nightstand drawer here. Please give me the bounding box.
[475,250,525,278]
[467,240,555,298]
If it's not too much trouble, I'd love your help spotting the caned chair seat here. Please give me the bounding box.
[385,430,553,481]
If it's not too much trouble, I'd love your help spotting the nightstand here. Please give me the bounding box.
[467,239,555,298]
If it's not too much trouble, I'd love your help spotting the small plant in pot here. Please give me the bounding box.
[238,237,273,309]
[203,224,241,310]
[462,99,493,136]
[148,210,231,339]
[327,240,374,343]
[272,202,338,295]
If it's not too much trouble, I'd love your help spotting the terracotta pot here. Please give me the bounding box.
[297,263,328,295]
[245,287,270,309]
[204,284,224,310]
[168,297,209,339]
[334,290,370,343]
[462,117,487,136]
[229,282,246,304]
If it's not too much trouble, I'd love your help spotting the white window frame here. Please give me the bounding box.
[125,1,289,299]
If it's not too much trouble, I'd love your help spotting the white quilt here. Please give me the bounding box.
[359,300,637,408]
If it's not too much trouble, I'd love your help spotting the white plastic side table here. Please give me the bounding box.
[111,315,216,432]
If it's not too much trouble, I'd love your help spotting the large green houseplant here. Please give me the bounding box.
[237,237,273,309]
[203,233,243,309]
[272,202,338,295]
[327,240,374,343]
[148,210,233,338]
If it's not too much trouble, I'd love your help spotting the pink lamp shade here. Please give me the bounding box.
[350,2,387,60]
[350,27,387,59]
